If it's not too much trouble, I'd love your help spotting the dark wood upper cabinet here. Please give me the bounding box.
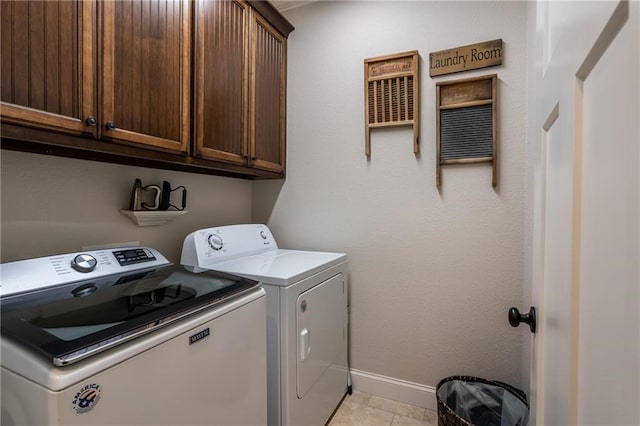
[250,12,286,173]
[0,0,96,137]
[1,0,292,179]
[194,0,249,165]
[194,0,290,174]
[101,0,190,153]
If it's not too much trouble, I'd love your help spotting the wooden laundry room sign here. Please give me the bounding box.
[429,39,503,77]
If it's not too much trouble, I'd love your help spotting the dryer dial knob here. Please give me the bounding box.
[71,254,98,273]
[208,234,224,251]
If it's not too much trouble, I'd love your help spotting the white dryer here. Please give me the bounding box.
[182,224,348,426]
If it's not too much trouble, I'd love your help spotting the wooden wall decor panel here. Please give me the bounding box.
[252,15,285,170]
[435,74,498,189]
[429,39,503,77]
[196,0,248,163]
[364,51,420,157]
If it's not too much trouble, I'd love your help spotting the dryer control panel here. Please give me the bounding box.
[181,224,277,272]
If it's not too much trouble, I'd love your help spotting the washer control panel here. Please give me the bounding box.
[181,224,277,272]
[71,254,98,273]
[0,247,169,298]
[112,248,157,266]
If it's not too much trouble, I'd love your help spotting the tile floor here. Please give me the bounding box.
[327,391,438,426]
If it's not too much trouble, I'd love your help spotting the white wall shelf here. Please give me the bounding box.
[120,210,187,226]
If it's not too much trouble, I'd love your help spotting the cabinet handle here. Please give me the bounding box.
[243,154,249,160]
[251,156,257,161]
[85,116,97,127]
[105,121,117,131]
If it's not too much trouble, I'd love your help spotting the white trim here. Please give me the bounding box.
[349,369,438,411]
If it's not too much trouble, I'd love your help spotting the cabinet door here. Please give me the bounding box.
[101,0,190,153]
[249,12,286,173]
[194,0,249,165]
[0,0,96,137]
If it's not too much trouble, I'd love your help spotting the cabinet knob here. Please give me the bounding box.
[105,121,117,131]
[243,154,249,160]
[251,156,257,161]
[85,116,97,127]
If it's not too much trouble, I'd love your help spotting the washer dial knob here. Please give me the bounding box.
[71,254,98,273]
[208,234,224,251]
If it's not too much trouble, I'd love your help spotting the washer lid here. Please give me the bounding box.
[210,250,347,286]
[0,266,259,366]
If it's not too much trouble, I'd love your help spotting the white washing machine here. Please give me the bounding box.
[182,224,349,426]
[0,247,267,426]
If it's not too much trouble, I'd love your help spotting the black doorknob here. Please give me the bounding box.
[508,306,537,333]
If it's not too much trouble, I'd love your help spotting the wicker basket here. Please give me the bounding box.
[436,376,528,426]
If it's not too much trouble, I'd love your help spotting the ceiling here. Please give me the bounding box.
[270,0,317,13]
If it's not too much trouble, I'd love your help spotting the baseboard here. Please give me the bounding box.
[349,369,438,411]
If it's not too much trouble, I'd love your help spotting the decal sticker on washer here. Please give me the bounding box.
[72,383,102,414]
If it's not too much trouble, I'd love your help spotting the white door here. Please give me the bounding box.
[530,1,639,425]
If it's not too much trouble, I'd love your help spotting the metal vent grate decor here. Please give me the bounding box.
[436,74,497,189]
[364,51,420,157]
[440,104,493,160]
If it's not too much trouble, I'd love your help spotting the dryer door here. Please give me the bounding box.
[296,273,345,398]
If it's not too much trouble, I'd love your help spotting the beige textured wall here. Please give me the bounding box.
[1,150,252,263]
[253,1,527,388]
